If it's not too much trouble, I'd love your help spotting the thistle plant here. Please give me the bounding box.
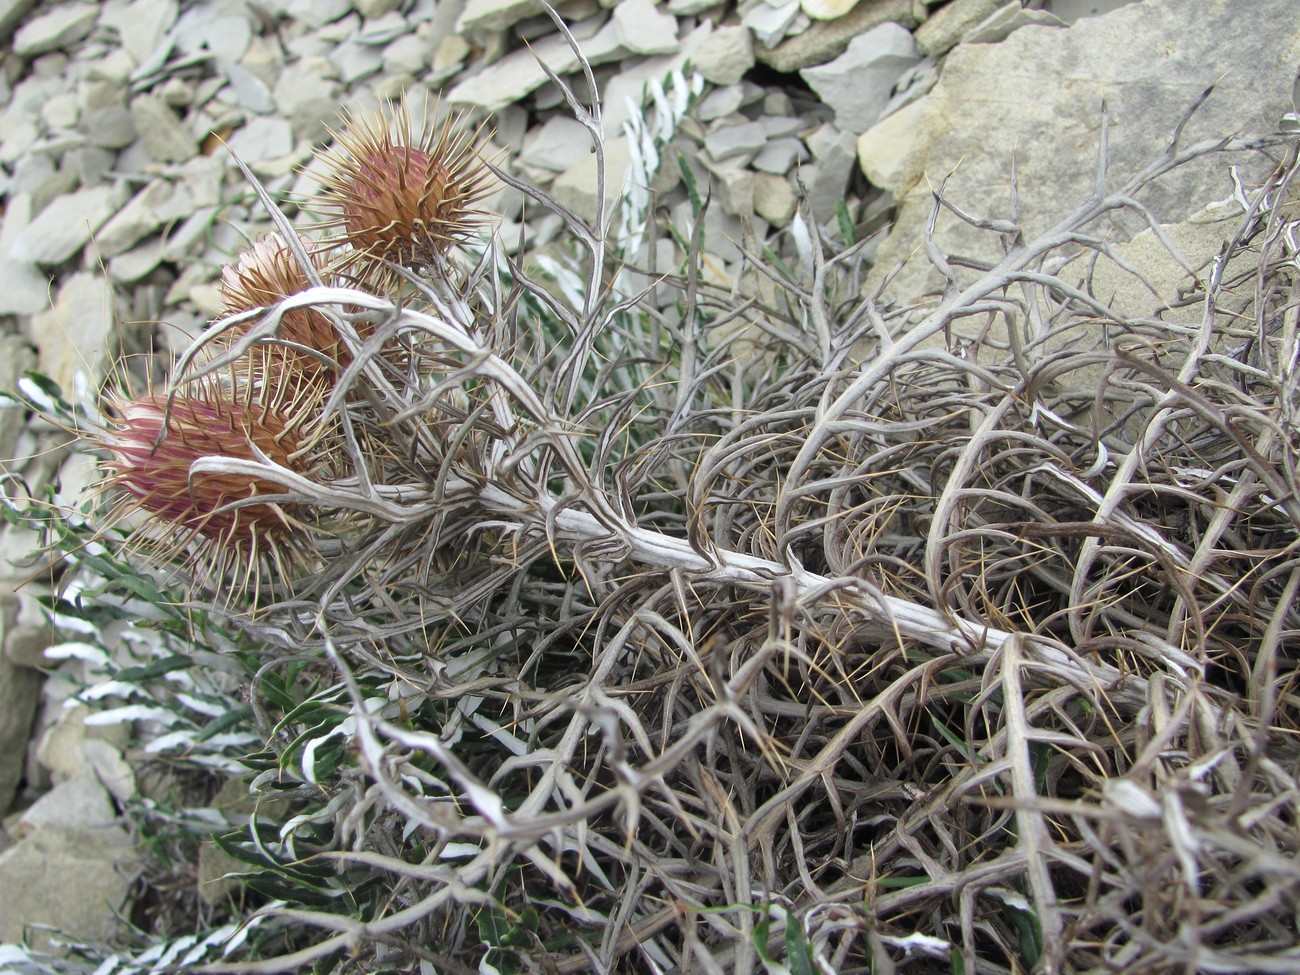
[16,32,1300,975]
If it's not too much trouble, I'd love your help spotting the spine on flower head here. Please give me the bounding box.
[217,232,348,373]
[95,370,317,597]
[306,96,494,287]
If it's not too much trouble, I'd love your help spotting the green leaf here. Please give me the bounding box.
[116,655,194,683]
[785,921,816,975]
[835,200,855,246]
[678,153,702,218]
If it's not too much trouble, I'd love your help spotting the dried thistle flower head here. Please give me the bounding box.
[218,232,346,370]
[307,97,494,280]
[95,368,319,597]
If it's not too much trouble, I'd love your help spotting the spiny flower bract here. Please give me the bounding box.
[217,232,347,372]
[307,97,494,282]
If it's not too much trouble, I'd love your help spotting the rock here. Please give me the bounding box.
[552,134,634,224]
[11,185,124,267]
[753,171,798,225]
[0,821,141,950]
[1072,199,1253,323]
[0,0,38,45]
[130,93,198,163]
[855,95,927,193]
[331,37,385,83]
[1047,0,1137,24]
[753,136,808,174]
[458,0,544,33]
[431,34,470,81]
[964,1,1067,44]
[0,645,41,815]
[93,179,172,257]
[223,116,294,164]
[712,164,754,217]
[98,0,176,67]
[864,0,1300,302]
[447,23,625,112]
[801,0,860,19]
[692,25,754,86]
[221,59,275,114]
[805,125,858,222]
[357,0,402,14]
[521,115,594,172]
[29,272,116,396]
[107,238,167,283]
[383,33,433,76]
[613,0,680,54]
[743,0,805,49]
[36,703,131,784]
[756,0,918,72]
[0,338,37,460]
[914,0,1006,56]
[12,2,97,57]
[800,22,919,133]
[0,195,51,316]
[286,0,351,27]
[698,84,746,121]
[704,120,769,162]
[14,771,117,837]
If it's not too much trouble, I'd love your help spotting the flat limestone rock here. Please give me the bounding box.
[0,824,141,950]
[862,0,1300,303]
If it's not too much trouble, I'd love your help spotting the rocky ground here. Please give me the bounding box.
[0,0,1296,956]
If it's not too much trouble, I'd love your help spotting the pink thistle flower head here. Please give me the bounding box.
[308,97,494,278]
[217,232,345,370]
[100,383,308,582]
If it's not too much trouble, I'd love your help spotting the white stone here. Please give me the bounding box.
[131,93,198,162]
[743,0,803,49]
[552,135,634,224]
[99,0,177,66]
[12,3,97,56]
[223,116,294,164]
[12,185,124,266]
[15,772,117,837]
[107,238,167,283]
[704,120,769,162]
[753,137,808,174]
[447,24,625,112]
[613,0,679,54]
[800,22,918,133]
[30,272,116,395]
[331,37,385,83]
[521,116,593,172]
[384,33,433,76]
[0,823,141,950]
[966,1,1066,42]
[221,60,275,113]
[855,96,928,193]
[800,0,858,19]
[286,0,351,27]
[457,0,544,32]
[94,179,172,257]
[692,25,754,86]
[0,194,51,316]
[865,0,1300,301]
[914,0,1004,56]
[806,126,857,221]
[357,0,402,14]
[753,171,797,225]
[697,84,745,121]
